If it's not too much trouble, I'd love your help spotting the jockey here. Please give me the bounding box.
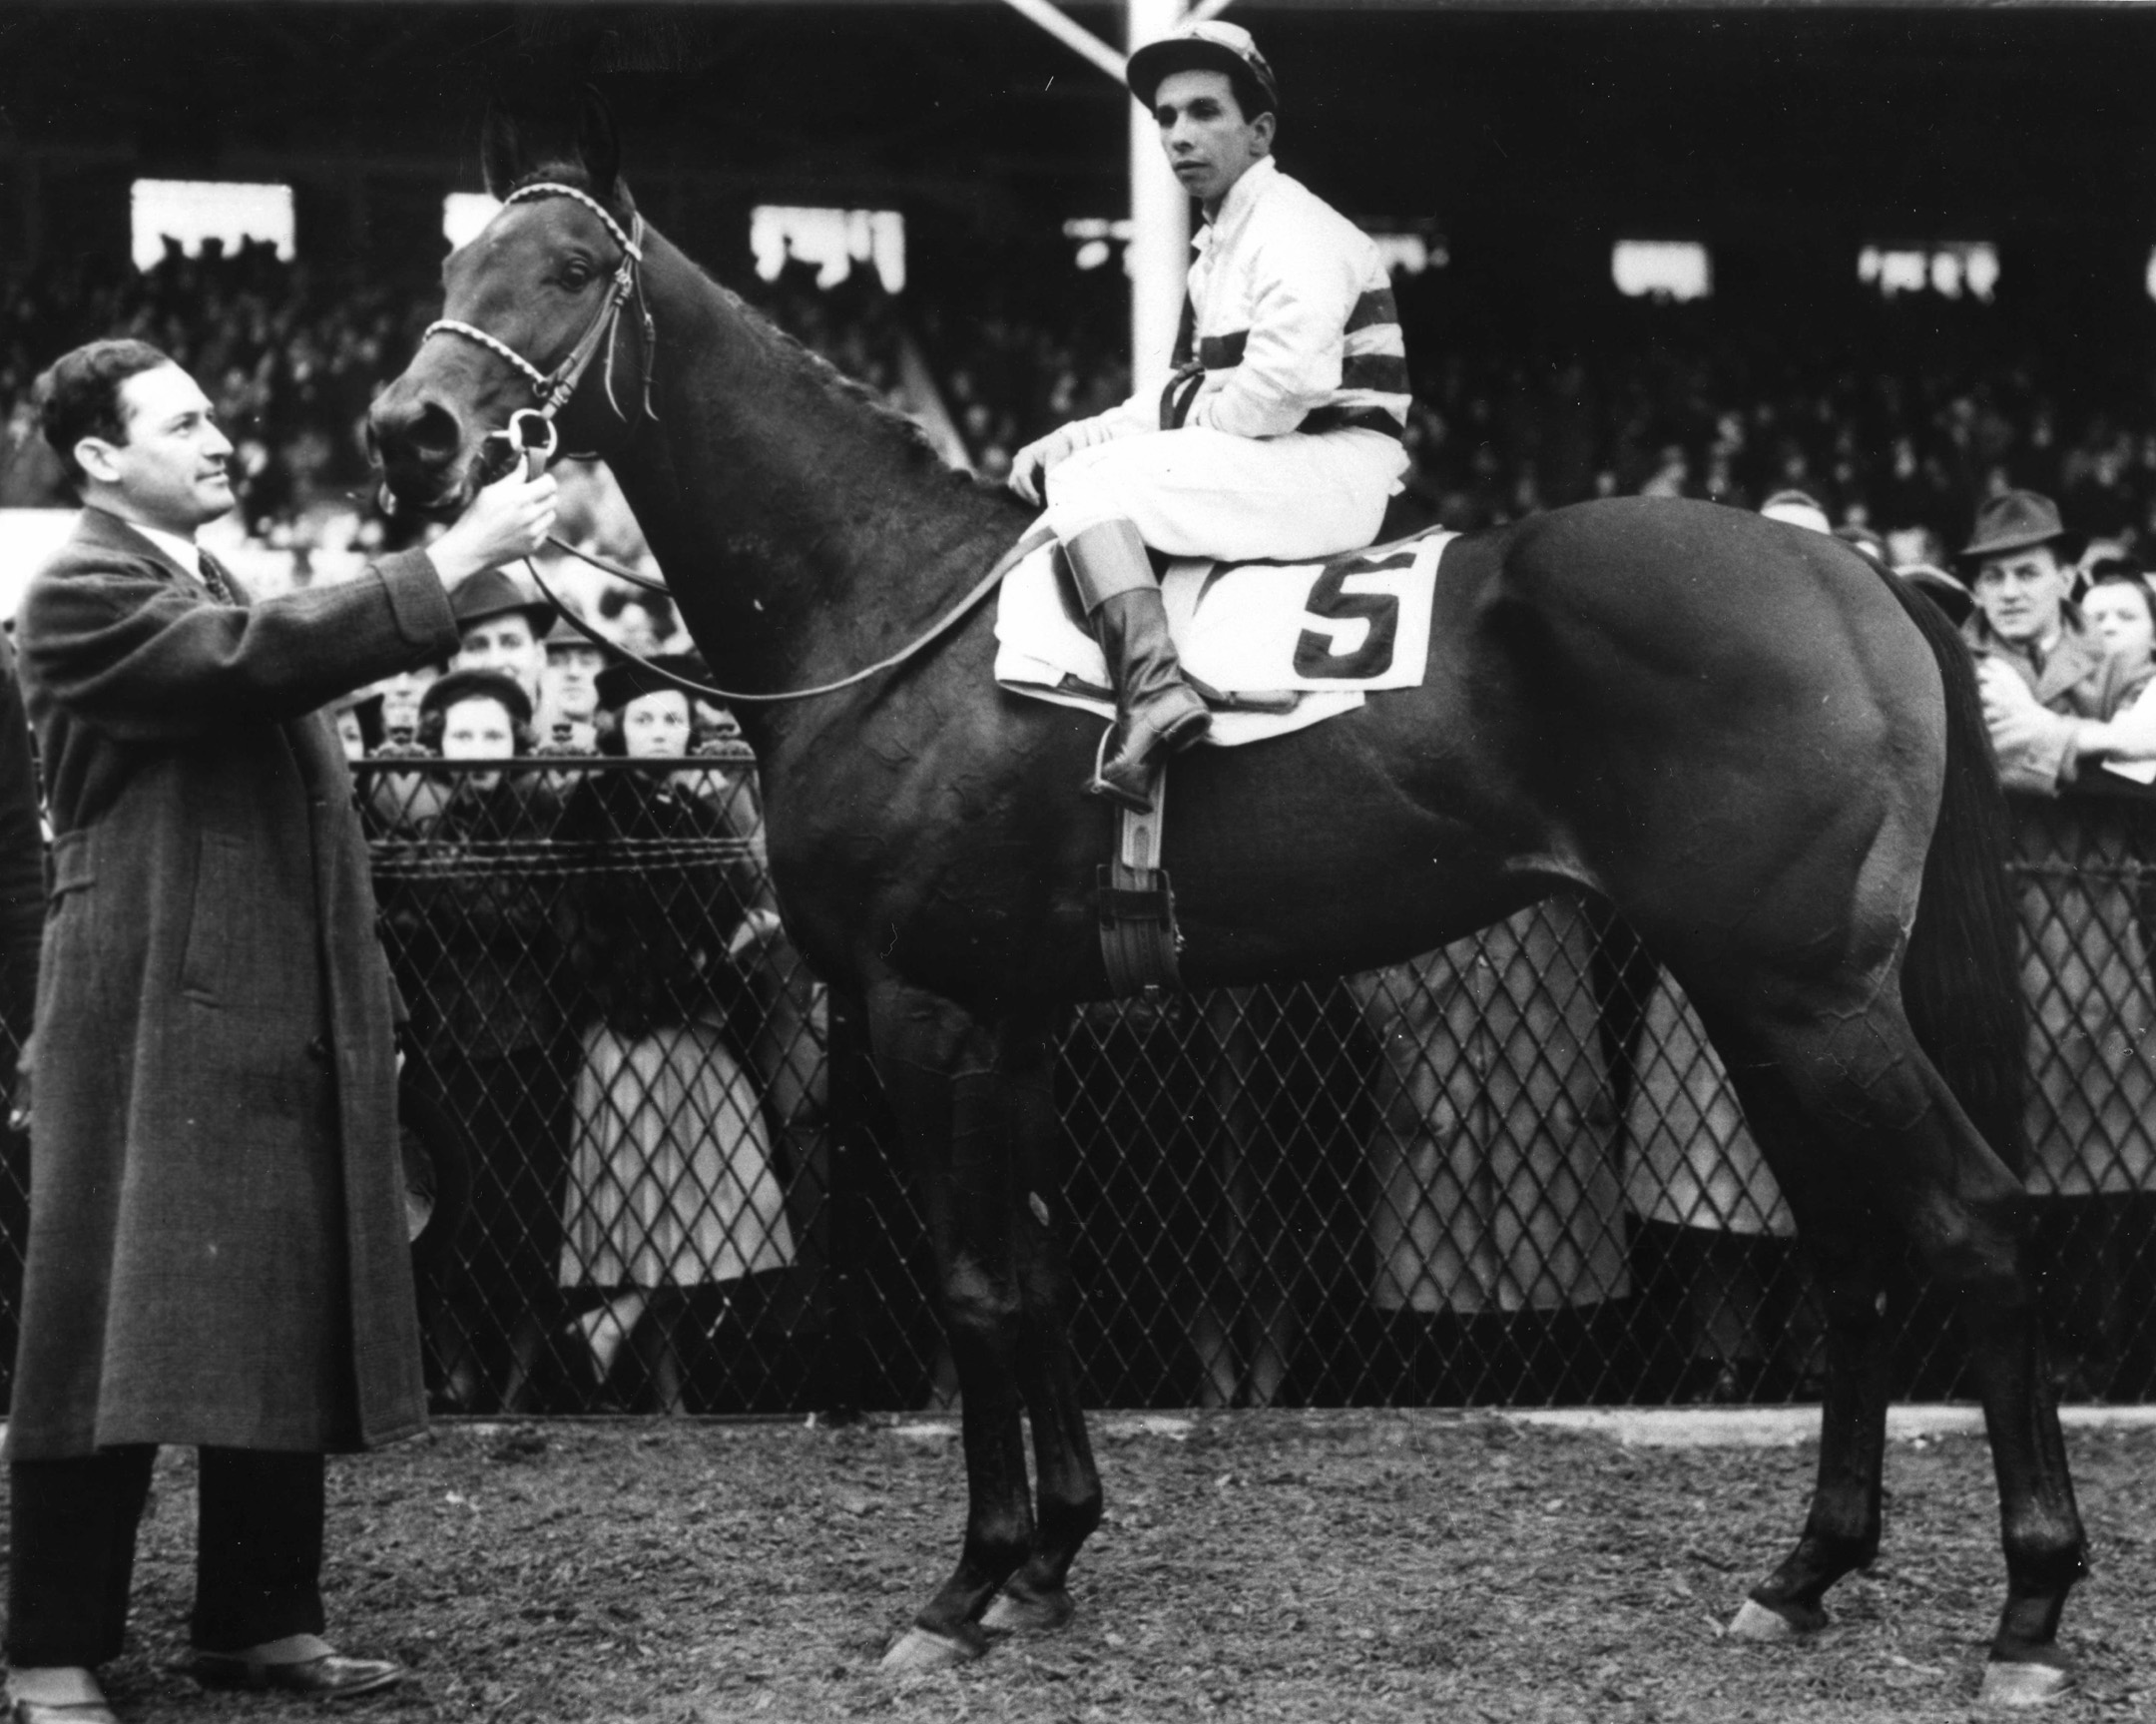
[1011,20,1410,809]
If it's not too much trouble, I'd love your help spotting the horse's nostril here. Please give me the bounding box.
[405,400,462,461]
[375,396,462,467]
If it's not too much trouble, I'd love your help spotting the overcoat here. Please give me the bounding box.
[9,506,459,1458]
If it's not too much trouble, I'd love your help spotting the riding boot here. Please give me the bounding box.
[1065,519,1210,811]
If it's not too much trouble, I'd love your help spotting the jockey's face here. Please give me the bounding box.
[1154,69,1275,216]
[1972,545,2070,648]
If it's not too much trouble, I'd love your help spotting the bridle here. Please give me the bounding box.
[422,181,657,441]
[408,179,1045,709]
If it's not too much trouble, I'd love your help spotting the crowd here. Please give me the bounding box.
[6,236,2156,1423]
[15,232,2156,581]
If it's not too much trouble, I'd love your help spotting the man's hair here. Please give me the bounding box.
[1215,65,1274,127]
[34,339,175,488]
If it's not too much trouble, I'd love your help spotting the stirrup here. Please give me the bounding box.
[1085,725,1162,813]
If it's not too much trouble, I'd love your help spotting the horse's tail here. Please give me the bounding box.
[1880,568,2028,1174]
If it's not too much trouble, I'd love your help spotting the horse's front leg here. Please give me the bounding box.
[982,1015,1102,1635]
[870,983,1041,1671]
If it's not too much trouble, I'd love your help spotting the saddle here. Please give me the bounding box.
[994,523,1455,748]
[1035,523,1457,997]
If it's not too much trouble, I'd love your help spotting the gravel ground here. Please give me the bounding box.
[43,1412,2156,1723]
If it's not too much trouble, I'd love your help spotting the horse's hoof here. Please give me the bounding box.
[1978,1661,2072,1708]
[981,1583,1075,1635]
[879,1625,985,1674]
[1727,1597,1823,1641]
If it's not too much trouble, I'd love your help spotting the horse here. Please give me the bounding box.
[369,96,2086,1705]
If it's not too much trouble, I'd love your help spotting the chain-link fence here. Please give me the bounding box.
[2,753,2154,1416]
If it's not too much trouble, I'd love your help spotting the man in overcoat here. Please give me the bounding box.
[5,337,556,1724]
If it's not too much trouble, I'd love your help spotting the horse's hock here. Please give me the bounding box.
[0,758,2128,1423]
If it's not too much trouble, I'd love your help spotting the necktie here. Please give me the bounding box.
[196,550,238,606]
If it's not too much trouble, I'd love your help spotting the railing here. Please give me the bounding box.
[4,752,2153,1416]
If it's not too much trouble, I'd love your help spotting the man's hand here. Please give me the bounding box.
[427,467,559,586]
[1008,426,1077,507]
[1977,656,2039,726]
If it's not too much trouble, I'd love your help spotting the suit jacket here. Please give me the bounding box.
[1963,607,2149,796]
[8,506,459,1458]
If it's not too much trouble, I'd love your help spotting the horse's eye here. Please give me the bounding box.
[560,261,594,289]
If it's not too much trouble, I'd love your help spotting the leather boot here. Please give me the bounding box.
[1064,519,1211,811]
[1086,586,1212,810]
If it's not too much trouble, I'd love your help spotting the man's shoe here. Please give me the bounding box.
[1087,686,1212,811]
[7,1667,118,1724]
[8,1700,119,1724]
[190,1634,403,1699]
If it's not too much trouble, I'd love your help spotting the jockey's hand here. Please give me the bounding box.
[428,466,559,585]
[1008,426,1076,507]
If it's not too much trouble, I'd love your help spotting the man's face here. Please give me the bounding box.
[77,363,236,533]
[1154,68,1274,212]
[456,615,544,702]
[543,643,606,723]
[1972,545,2070,646]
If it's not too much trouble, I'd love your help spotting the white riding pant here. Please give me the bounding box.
[1043,425,1408,563]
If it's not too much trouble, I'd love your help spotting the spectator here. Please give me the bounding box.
[1962,489,2140,796]
[447,566,554,710]
[553,657,796,1412]
[1347,899,1631,1405]
[388,668,567,1415]
[6,337,551,1717]
[537,612,605,754]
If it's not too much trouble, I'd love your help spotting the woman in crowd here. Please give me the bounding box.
[554,658,796,1411]
[386,668,567,1413]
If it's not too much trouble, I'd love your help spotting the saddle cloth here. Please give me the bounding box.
[994,525,1457,747]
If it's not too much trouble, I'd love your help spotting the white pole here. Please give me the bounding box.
[1126,0,1189,399]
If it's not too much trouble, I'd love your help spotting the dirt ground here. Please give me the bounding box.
[49,1412,2156,1723]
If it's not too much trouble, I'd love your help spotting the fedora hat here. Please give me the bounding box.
[448,566,557,637]
[1127,20,1280,118]
[1958,489,2084,566]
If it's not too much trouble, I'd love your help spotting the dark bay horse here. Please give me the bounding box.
[370,99,2085,1705]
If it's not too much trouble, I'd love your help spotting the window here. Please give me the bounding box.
[443,193,503,252]
[1062,217,1133,273]
[130,180,294,271]
[749,207,905,292]
[1859,243,1998,302]
[1611,241,1711,302]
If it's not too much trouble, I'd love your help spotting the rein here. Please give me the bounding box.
[421,179,1050,708]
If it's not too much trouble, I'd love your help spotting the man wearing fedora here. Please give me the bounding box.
[7,337,554,1723]
[448,564,556,713]
[1963,487,2148,795]
[1008,19,1409,809]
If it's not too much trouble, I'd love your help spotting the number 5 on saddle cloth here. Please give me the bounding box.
[996,525,1456,994]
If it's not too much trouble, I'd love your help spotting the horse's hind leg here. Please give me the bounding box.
[1706,989,2084,1700]
[868,983,1046,1670]
[982,1024,1103,1636]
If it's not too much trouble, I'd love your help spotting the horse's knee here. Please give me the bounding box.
[941,1264,1023,1352]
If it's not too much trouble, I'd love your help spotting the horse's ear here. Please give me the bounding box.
[574,86,622,202]
[480,101,523,200]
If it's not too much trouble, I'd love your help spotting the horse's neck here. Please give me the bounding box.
[598,234,1028,747]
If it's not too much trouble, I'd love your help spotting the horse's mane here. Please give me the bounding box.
[506,163,996,500]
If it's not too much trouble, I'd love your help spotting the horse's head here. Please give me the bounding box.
[370,91,642,516]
